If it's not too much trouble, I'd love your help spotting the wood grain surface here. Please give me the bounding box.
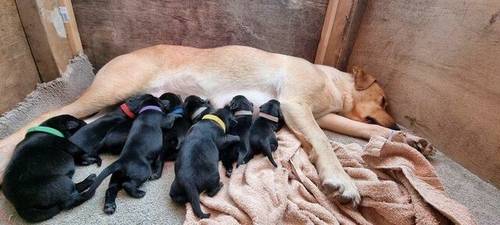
[73,0,329,69]
[0,0,40,114]
[349,0,500,187]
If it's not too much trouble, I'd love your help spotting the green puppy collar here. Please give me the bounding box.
[27,126,65,138]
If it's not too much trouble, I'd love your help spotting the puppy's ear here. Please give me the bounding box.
[162,114,182,129]
[160,100,171,111]
[277,107,285,131]
[352,66,376,91]
[229,100,239,111]
[66,119,86,132]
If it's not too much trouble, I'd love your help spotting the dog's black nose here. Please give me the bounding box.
[390,124,401,130]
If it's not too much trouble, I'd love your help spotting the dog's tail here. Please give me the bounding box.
[262,143,278,168]
[81,160,121,198]
[185,183,210,219]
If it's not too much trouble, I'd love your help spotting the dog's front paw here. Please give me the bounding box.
[322,177,361,207]
[404,133,435,157]
[103,203,116,215]
[149,173,161,180]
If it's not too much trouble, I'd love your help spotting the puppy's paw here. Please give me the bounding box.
[149,173,161,180]
[405,133,435,157]
[103,203,116,215]
[95,157,102,167]
[88,174,97,181]
[132,189,146,198]
[322,177,361,207]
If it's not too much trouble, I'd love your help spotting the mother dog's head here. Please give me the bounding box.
[342,66,399,130]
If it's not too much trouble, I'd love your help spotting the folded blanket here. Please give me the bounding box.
[184,129,476,225]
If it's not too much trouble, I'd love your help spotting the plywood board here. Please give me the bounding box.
[16,0,83,82]
[73,0,329,69]
[315,0,366,71]
[0,0,40,114]
[349,0,500,186]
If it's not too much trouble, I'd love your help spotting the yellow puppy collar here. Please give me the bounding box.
[202,114,226,133]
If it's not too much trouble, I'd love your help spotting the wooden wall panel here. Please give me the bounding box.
[349,0,500,186]
[73,0,329,69]
[0,0,40,114]
[16,0,83,81]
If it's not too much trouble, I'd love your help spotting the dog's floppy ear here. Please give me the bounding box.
[276,102,285,130]
[65,118,86,133]
[229,100,239,111]
[160,100,171,111]
[162,113,182,129]
[352,66,376,91]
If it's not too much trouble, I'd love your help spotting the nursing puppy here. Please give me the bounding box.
[183,95,213,123]
[84,97,180,214]
[2,115,95,222]
[247,100,284,167]
[169,106,239,218]
[223,95,254,177]
[69,94,156,165]
[159,92,190,161]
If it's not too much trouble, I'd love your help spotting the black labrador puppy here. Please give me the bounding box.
[183,95,213,123]
[169,106,239,218]
[69,94,156,165]
[93,95,173,156]
[159,92,190,161]
[2,115,96,222]
[83,96,180,214]
[223,95,254,177]
[247,100,284,167]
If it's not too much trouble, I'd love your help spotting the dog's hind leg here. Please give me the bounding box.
[206,181,223,197]
[169,180,187,204]
[149,154,165,180]
[75,174,97,192]
[104,174,121,215]
[280,101,361,207]
[123,180,146,198]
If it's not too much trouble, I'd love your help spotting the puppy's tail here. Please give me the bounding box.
[262,143,278,168]
[265,152,278,167]
[81,161,121,198]
[185,184,210,218]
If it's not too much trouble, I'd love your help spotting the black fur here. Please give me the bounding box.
[247,100,284,167]
[183,95,213,124]
[169,106,239,218]
[2,115,97,222]
[159,92,190,161]
[69,94,156,166]
[82,97,180,215]
[223,95,254,177]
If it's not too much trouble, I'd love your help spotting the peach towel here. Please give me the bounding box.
[183,129,476,225]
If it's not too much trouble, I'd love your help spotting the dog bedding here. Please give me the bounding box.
[182,129,476,225]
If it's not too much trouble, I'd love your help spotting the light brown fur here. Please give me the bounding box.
[0,45,433,205]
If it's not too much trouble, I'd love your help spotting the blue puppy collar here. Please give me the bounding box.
[171,106,184,115]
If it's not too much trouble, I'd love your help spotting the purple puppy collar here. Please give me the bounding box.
[139,105,163,114]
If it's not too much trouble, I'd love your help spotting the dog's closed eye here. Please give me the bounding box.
[366,116,377,124]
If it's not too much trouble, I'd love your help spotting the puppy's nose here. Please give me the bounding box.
[389,123,401,130]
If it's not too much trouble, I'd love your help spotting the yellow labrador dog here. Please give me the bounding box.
[0,45,433,206]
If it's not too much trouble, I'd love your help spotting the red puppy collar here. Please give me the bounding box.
[120,103,136,119]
